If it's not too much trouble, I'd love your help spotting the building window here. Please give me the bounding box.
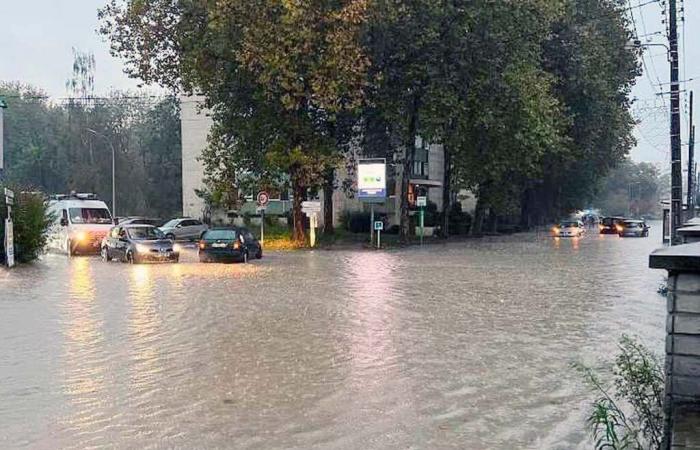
[411,142,429,179]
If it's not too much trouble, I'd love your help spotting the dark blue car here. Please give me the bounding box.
[198,227,262,263]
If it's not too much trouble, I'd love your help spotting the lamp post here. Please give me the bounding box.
[86,128,116,217]
[0,97,7,182]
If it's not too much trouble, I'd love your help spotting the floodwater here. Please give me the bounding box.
[0,224,667,449]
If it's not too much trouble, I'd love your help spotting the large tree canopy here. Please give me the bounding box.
[99,0,639,239]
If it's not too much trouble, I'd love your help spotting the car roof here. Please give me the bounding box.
[624,219,645,223]
[122,224,156,228]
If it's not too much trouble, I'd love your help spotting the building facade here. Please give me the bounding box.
[180,97,464,227]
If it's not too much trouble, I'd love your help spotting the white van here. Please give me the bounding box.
[46,193,114,255]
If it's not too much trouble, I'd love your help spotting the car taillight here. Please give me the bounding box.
[199,241,206,249]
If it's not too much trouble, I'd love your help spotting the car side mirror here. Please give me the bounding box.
[60,218,68,227]
[175,224,182,228]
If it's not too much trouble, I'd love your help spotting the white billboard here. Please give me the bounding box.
[358,159,386,200]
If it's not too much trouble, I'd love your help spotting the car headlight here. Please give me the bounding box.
[135,243,149,253]
[173,243,182,252]
[75,231,88,242]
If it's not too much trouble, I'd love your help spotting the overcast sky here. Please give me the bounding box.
[0,0,698,165]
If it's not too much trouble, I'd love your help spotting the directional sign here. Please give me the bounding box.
[301,201,321,215]
[257,191,270,207]
[374,221,384,231]
[416,196,427,207]
[4,188,14,206]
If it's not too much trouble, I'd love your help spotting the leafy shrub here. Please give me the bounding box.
[444,202,471,234]
[574,335,664,450]
[0,187,52,264]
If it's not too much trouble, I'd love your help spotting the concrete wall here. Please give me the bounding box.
[180,96,211,220]
[666,272,700,403]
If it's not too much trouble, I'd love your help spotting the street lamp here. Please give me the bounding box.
[86,128,116,217]
[0,97,7,182]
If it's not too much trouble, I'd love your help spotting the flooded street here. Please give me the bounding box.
[0,225,667,449]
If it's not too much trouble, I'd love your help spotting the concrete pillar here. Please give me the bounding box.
[650,242,700,449]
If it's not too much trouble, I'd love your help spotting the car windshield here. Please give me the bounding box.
[127,227,164,240]
[162,219,179,228]
[560,222,578,228]
[204,230,237,240]
[69,208,112,224]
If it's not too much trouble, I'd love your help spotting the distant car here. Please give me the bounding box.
[198,227,262,263]
[553,220,585,237]
[600,216,625,234]
[117,217,164,227]
[618,220,650,237]
[101,224,180,264]
[159,218,208,241]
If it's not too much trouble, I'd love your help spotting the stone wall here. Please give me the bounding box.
[650,243,700,448]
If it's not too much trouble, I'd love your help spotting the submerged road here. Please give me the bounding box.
[0,224,666,449]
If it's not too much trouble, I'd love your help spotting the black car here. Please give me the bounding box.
[101,224,180,264]
[198,227,262,263]
[599,216,625,234]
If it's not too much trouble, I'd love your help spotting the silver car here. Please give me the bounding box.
[159,218,208,241]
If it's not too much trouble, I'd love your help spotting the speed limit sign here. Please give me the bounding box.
[257,191,270,207]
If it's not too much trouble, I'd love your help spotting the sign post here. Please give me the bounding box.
[257,191,270,245]
[374,220,383,249]
[302,201,322,248]
[358,159,386,244]
[417,195,427,245]
[4,188,14,267]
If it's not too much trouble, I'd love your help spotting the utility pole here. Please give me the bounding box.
[688,91,695,220]
[669,0,683,244]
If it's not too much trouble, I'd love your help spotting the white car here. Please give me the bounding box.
[553,220,585,237]
[159,218,208,241]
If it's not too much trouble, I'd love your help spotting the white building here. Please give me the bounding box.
[180,97,461,227]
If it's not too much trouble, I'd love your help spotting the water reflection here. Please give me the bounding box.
[60,257,107,435]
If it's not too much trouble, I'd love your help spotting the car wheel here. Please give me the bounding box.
[127,252,137,264]
[256,249,262,259]
[101,246,112,262]
[166,233,175,241]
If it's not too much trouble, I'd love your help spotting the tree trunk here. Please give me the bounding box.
[400,95,420,242]
[442,145,451,238]
[291,169,306,244]
[471,197,485,236]
[323,168,334,236]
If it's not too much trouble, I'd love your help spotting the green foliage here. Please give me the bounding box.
[0,187,52,264]
[0,82,182,219]
[99,0,638,236]
[575,335,664,450]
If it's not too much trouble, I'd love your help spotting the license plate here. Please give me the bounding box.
[212,243,227,248]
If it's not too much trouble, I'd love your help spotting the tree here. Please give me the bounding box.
[100,0,371,244]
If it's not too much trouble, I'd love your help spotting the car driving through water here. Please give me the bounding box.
[617,219,650,237]
[198,227,262,263]
[552,220,586,237]
[101,224,181,264]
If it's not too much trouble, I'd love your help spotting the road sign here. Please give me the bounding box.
[358,159,386,202]
[374,221,384,231]
[4,188,14,206]
[257,191,270,206]
[301,201,321,215]
[4,218,14,267]
[416,196,427,207]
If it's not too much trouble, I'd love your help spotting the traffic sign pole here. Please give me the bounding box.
[420,207,424,246]
[370,204,375,245]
